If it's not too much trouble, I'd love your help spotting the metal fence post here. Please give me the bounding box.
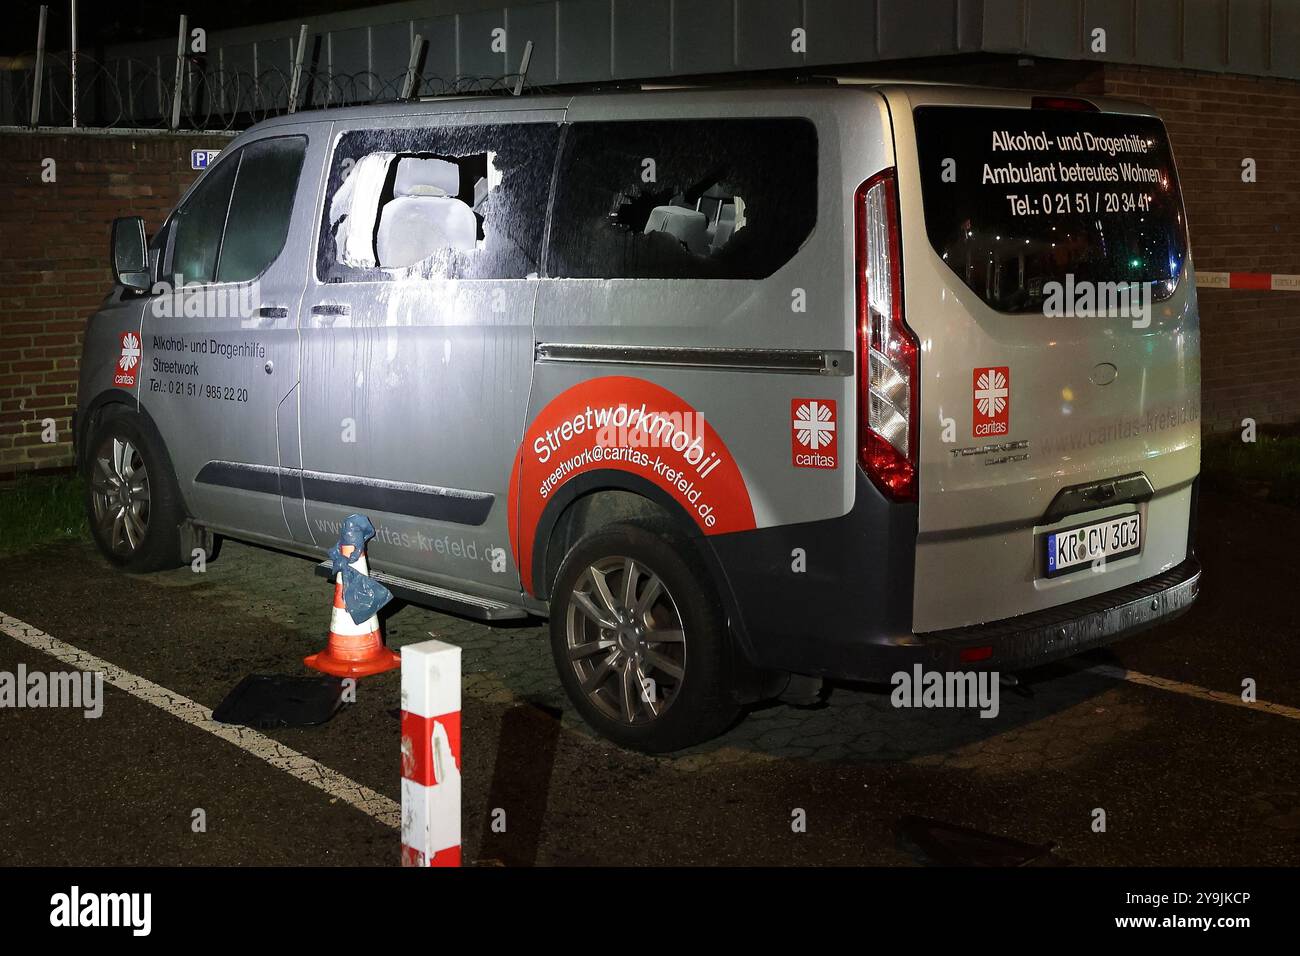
[400,33,425,100]
[70,0,78,127]
[288,24,308,114]
[123,58,134,123]
[512,39,533,96]
[29,5,47,127]
[170,14,188,130]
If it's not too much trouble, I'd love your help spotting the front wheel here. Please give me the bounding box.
[84,408,186,572]
[549,522,742,752]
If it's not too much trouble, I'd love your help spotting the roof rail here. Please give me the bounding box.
[816,75,956,87]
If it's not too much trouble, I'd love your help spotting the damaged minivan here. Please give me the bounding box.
[77,81,1201,751]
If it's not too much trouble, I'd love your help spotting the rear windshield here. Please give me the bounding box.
[913,106,1188,314]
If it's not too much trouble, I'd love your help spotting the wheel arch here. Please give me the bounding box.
[535,472,682,600]
[76,388,136,474]
[529,469,759,666]
[79,390,191,517]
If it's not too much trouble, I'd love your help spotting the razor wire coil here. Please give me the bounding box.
[6,50,554,131]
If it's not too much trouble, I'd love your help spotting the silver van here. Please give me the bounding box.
[77,82,1202,751]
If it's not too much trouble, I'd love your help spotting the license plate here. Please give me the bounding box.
[1045,513,1141,577]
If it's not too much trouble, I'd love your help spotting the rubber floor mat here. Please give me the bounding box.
[212,674,346,729]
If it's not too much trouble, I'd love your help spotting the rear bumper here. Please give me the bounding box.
[916,555,1200,674]
[707,470,1200,682]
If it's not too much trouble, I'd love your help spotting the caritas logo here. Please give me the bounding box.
[114,331,141,388]
[973,366,1010,437]
[791,398,838,469]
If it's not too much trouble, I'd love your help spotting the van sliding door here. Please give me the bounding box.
[296,110,564,597]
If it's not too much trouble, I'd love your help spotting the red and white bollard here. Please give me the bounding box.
[399,638,462,867]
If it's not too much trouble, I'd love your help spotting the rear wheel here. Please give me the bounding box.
[84,409,186,572]
[549,522,741,752]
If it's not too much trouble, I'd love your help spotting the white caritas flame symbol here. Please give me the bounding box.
[119,332,141,372]
[975,369,1008,417]
[793,400,836,450]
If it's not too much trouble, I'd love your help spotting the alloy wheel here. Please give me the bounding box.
[564,555,687,725]
[89,435,152,556]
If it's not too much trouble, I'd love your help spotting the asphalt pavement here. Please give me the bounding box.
[0,487,1297,866]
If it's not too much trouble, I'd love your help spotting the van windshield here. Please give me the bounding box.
[912,105,1188,314]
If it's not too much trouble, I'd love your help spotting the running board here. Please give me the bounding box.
[312,561,528,621]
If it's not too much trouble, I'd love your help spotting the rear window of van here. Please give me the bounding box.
[913,106,1188,314]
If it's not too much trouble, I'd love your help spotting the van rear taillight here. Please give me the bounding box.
[855,169,918,502]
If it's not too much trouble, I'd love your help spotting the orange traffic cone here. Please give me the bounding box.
[305,544,400,678]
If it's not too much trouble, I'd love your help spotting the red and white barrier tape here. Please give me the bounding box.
[1196,271,1300,291]
[400,639,462,867]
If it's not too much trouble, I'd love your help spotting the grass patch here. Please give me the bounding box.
[1202,429,1300,507]
[0,472,88,557]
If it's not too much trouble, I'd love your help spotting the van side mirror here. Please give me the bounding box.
[111,216,150,292]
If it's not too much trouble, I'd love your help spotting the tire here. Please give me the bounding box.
[83,407,186,572]
[548,522,742,752]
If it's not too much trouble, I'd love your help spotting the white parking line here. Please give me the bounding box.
[0,611,400,830]
[1086,664,1300,721]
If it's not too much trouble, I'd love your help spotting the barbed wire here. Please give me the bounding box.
[6,50,557,131]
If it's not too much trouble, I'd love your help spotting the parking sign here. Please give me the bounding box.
[190,149,220,170]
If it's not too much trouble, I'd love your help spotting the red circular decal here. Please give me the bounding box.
[508,376,755,594]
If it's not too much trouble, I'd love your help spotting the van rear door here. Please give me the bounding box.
[886,89,1200,633]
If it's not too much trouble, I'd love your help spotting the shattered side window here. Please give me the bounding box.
[548,119,818,279]
[317,122,561,282]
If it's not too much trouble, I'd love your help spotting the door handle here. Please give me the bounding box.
[256,306,288,328]
[310,303,350,327]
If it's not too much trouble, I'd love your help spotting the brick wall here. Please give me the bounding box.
[1102,66,1300,433]
[0,131,230,475]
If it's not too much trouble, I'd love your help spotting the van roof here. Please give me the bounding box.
[245,78,1158,133]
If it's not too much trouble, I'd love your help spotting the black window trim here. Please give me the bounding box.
[538,121,569,280]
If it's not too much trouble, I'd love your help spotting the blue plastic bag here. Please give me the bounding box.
[328,514,393,625]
